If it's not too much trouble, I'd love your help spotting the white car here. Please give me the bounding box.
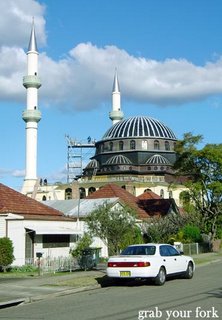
[106,243,195,285]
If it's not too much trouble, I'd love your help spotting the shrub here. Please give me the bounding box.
[0,237,14,271]
[181,224,201,243]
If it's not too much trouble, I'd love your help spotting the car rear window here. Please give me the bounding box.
[121,246,156,255]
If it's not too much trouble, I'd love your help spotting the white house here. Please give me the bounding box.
[0,183,81,266]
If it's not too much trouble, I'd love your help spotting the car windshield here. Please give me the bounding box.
[121,245,156,256]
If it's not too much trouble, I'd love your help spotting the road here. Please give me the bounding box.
[0,261,221,320]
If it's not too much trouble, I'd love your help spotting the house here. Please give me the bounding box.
[0,183,80,266]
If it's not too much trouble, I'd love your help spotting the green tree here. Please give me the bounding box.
[143,213,190,243]
[86,203,141,255]
[174,133,222,241]
[0,237,14,271]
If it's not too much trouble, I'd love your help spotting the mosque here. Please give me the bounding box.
[21,22,186,206]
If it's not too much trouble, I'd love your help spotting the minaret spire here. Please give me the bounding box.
[109,69,124,125]
[21,19,41,195]
[28,18,38,52]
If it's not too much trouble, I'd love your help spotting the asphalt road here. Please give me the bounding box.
[0,261,221,320]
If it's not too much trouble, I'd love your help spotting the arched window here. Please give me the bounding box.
[42,195,47,201]
[79,187,86,199]
[130,140,136,150]
[160,189,164,198]
[65,188,72,200]
[154,140,160,150]
[165,141,170,151]
[119,141,124,150]
[109,142,113,151]
[88,187,96,195]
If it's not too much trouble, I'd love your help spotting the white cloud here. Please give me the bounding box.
[0,0,46,48]
[0,0,222,112]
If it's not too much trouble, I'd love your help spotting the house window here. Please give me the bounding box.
[119,141,124,150]
[154,140,160,150]
[130,140,136,150]
[42,235,70,248]
[165,141,170,151]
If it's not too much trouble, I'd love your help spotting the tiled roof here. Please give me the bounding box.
[86,183,148,219]
[137,190,161,200]
[0,183,69,220]
[137,198,179,217]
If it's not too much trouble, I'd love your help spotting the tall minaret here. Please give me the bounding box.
[109,69,124,125]
[21,20,41,195]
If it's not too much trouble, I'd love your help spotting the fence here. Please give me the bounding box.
[26,256,79,273]
[174,242,211,255]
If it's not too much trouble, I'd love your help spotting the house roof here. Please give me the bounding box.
[45,198,120,217]
[0,183,71,221]
[86,183,148,219]
[137,198,179,217]
[137,190,161,200]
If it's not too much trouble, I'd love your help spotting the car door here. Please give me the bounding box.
[159,245,175,274]
[165,245,185,273]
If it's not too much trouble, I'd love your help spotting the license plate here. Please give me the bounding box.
[120,271,131,277]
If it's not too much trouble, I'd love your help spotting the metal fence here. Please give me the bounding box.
[174,242,211,255]
[26,256,79,273]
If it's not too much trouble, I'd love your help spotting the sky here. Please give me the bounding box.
[0,0,222,191]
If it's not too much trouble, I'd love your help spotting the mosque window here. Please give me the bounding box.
[79,187,86,199]
[160,189,164,198]
[154,140,160,150]
[65,188,72,200]
[88,187,96,195]
[119,141,124,150]
[165,141,170,151]
[109,142,113,151]
[142,140,148,150]
[130,140,136,150]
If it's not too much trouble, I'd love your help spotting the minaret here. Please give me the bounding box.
[21,20,41,195]
[109,69,124,125]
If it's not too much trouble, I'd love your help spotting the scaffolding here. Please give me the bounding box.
[66,135,96,183]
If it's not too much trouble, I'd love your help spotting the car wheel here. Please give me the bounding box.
[154,267,166,286]
[184,262,194,279]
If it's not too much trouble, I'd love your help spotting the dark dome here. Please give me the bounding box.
[102,116,176,140]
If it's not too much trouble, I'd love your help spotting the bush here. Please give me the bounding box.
[181,224,201,243]
[0,237,14,271]
[70,233,92,258]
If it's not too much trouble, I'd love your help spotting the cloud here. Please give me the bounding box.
[0,0,46,48]
[0,1,222,111]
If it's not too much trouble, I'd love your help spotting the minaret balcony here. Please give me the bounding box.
[22,109,41,123]
[109,110,124,121]
[23,75,41,89]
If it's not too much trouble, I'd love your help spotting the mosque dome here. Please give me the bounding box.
[146,154,171,165]
[102,116,176,140]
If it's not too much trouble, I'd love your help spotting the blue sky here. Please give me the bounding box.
[0,0,222,190]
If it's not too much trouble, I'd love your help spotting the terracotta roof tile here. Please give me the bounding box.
[137,190,161,200]
[0,183,67,219]
[137,198,179,217]
[86,183,148,219]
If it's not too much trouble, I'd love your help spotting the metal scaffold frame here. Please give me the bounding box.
[65,135,96,183]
